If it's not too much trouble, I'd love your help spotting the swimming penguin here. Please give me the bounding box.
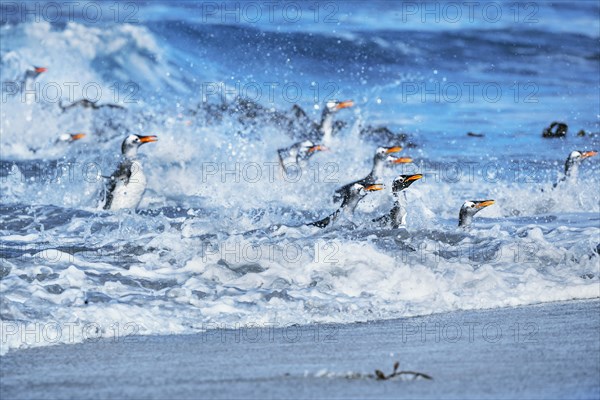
[102,134,158,210]
[56,133,86,144]
[277,140,326,174]
[26,133,86,155]
[372,174,423,228]
[458,200,495,228]
[59,99,125,113]
[51,133,86,152]
[557,150,598,185]
[20,66,47,93]
[333,146,411,203]
[308,183,384,228]
[319,100,354,146]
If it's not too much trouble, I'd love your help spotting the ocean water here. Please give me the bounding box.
[0,1,599,354]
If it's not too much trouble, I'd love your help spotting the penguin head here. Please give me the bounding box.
[121,134,158,157]
[460,200,495,219]
[298,140,327,159]
[374,148,410,169]
[350,182,384,197]
[387,155,413,165]
[32,66,47,76]
[566,150,597,164]
[57,133,86,143]
[374,146,403,160]
[392,174,423,193]
[565,150,597,175]
[324,99,354,114]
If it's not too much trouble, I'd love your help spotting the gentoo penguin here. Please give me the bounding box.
[308,183,383,228]
[319,99,354,146]
[372,174,423,228]
[277,140,326,174]
[20,66,47,92]
[333,146,411,203]
[27,133,86,155]
[102,134,158,210]
[56,133,86,144]
[557,150,597,185]
[458,200,495,228]
[59,99,125,113]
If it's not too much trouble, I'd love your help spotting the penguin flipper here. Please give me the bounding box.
[277,149,289,173]
[103,160,133,210]
[307,215,331,228]
[102,103,125,110]
[332,183,353,203]
[372,214,390,227]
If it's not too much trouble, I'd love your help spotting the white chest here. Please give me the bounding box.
[108,160,147,210]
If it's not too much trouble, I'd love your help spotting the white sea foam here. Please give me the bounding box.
[1,19,599,355]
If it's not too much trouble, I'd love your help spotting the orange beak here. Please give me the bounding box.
[385,146,403,154]
[139,135,158,143]
[365,184,384,192]
[34,67,47,73]
[405,174,423,181]
[475,200,495,208]
[392,157,413,164]
[581,151,598,159]
[308,145,328,153]
[335,100,354,110]
[70,133,86,141]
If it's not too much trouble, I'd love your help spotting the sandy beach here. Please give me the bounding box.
[2,2,600,399]
[2,299,598,399]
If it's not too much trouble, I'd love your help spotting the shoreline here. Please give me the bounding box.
[2,299,599,399]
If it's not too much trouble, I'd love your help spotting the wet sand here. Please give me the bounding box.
[1,299,599,399]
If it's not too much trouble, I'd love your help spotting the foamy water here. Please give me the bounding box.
[1,2,599,354]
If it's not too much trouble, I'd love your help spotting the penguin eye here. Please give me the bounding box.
[470,204,475,208]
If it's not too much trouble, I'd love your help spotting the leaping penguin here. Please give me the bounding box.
[277,140,326,174]
[308,183,383,228]
[102,134,158,211]
[458,200,495,228]
[555,150,597,186]
[372,174,423,228]
[333,146,411,203]
[319,100,354,146]
[20,66,47,93]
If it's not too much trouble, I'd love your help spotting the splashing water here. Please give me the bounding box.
[1,2,599,354]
